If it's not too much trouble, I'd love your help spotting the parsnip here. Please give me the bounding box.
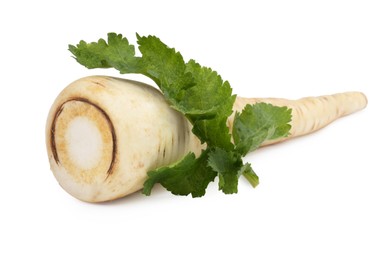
[46,76,367,202]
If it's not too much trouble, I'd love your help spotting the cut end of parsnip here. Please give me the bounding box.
[51,99,116,184]
[46,76,201,202]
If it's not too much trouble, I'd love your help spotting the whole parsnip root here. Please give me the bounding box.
[46,76,367,202]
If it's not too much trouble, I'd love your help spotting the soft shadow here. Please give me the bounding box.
[81,184,168,207]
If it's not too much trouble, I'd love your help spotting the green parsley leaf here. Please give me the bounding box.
[183,60,235,120]
[184,60,236,150]
[208,148,243,194]
[136,34,194,104]
[233,103,292,155]
[68,33,142,73]
[136,36,236,151]
[143,150,217,198]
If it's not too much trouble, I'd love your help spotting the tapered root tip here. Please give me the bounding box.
[335,91,368,116]
[358,91,368,109]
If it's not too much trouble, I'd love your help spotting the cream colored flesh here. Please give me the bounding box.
[46,76,367,202]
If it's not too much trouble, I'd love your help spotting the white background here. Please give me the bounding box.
[1,0,389,259]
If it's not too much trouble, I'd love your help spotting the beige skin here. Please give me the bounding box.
[46,76,367,202]
[232,92,368,146]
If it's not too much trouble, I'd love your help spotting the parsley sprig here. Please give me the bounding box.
[69,33,292,197]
